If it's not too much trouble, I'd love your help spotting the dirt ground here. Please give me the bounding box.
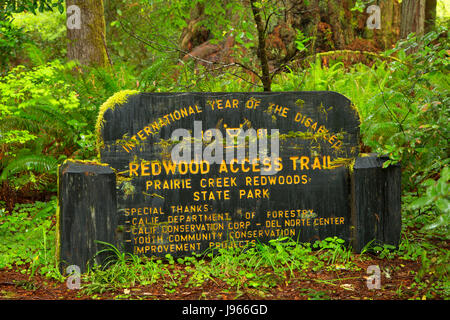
[0,255,442,301]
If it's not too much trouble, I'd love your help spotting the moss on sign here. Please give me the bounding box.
[95,90,139,157]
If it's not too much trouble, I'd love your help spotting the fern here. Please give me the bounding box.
[3,104,81,134]
[0,154,58,182]
[139,57,166,89]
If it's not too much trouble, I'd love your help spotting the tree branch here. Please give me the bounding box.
[118,18,263,85]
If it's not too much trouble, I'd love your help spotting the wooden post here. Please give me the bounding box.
[57,161,118,273]
[351,155,402,252]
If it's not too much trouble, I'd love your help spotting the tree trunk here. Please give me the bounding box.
[250,0,271,92]
[373,0,401,50]
[327,0,352,49]
[424,0,437,33]
[400,0,426,39]
[66,0,110,68]
[285,0,400,52]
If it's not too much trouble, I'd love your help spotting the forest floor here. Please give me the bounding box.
[0,255,442,301]
[1,197,447,302]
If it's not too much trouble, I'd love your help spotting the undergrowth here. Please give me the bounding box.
[1,199,447,299]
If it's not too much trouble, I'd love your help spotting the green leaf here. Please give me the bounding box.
[435,199,449,214]
[253,1,263,9]
[410,196,431,209]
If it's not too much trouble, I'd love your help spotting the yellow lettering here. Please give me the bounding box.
[300,156,309,170]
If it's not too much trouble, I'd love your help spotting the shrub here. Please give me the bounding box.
[0,60,85,202]
[0,19,29,74]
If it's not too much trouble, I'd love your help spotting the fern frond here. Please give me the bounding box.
[0,154,58,181]
[0,103,81,140]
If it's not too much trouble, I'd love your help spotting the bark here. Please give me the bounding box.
[328,0,348,49]
[374,0,401,49]
[179,2,209,54]
[424,0,437,33]
[283,0,400,51]
[66,0,110,68]
[250,0,271,92]
[400,0,426,39]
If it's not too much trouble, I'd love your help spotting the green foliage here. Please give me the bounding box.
[0,199,62,280]
[408,166,449,230]
[1,0,65,18]
[313,236,352,266]
[273,31,449,294]
[81,243,179,295]
[80,236,358,298]
[12,10,65,42]
[365,29,449,231]
[11,10,66,62]
[108,0,262,88]
[0,59,140,194]
[0,19,29,74]
[0,61,81,191]
[361,240,397,260]
[0,154,58,184]
[368,30,448,175]
[175,67,259,92]
[294,29,314,53]
[106,0,186,69]
[0,0,447,300]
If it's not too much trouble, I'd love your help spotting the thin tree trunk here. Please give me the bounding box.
[250,0,271,92]
[66,0,110,68]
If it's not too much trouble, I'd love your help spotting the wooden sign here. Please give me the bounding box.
[57,91,401,272]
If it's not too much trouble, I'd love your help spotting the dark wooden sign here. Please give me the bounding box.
[57,91,401,272]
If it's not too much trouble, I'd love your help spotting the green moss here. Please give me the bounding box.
[359,153,372,157]
[279,130,328,141]
[295,99,305,109]
[117,174,132,183]
[350,103,361,122]
[328,157,355,172]
[55,165,60,265]
[95,90,139,157]
[63,158,110,167]
[142,192,165,200]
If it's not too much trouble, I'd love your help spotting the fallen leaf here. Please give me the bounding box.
[340,284,355,291]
